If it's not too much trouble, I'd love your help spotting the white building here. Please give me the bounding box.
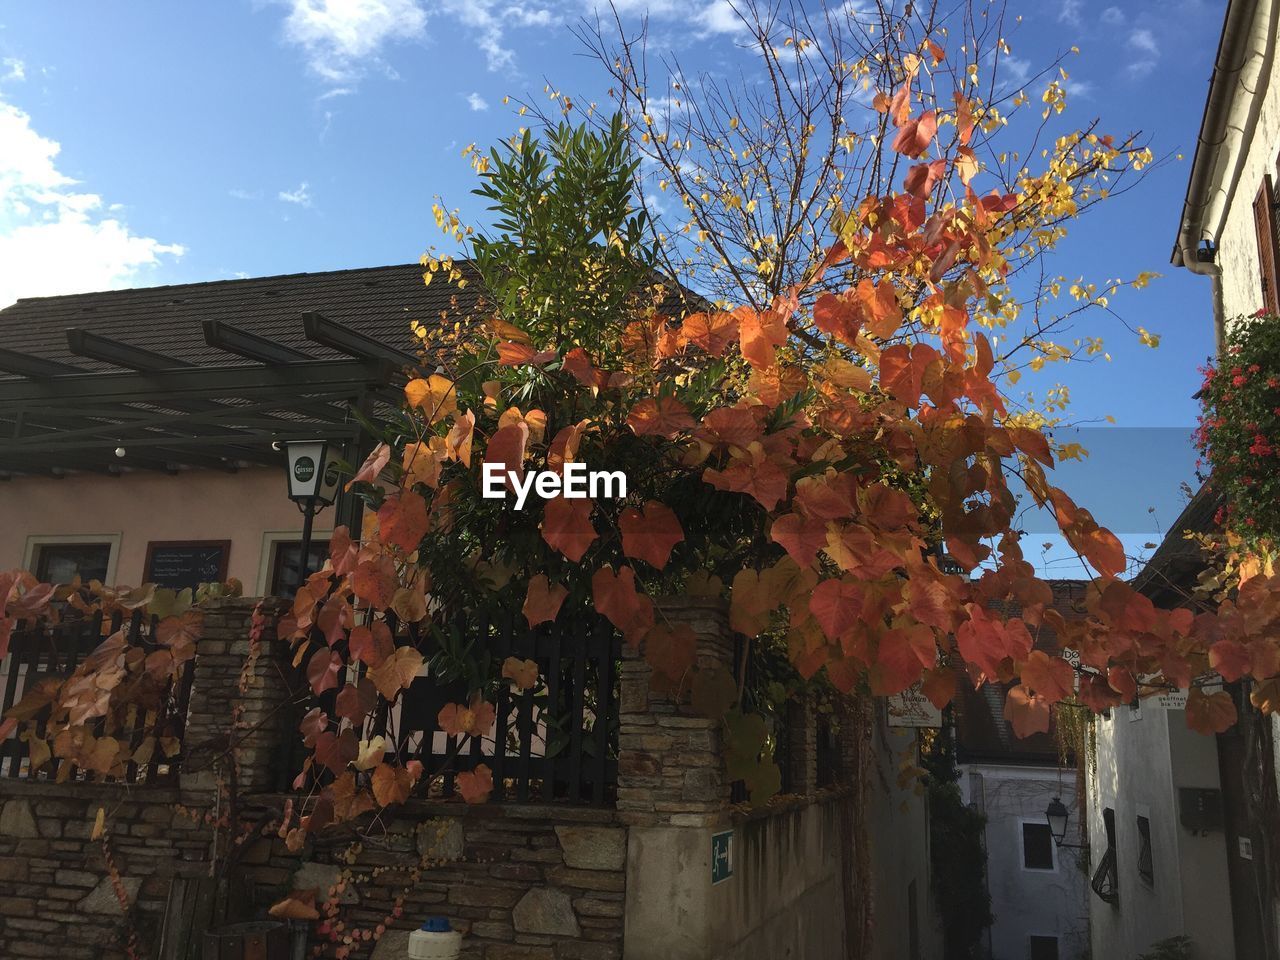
[954,583,1091,960]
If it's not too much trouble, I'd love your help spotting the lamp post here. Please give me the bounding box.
[284,440,340,583]
[1045,796,1087,850]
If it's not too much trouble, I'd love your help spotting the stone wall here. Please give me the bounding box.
[246,800,627,960]
[0,779,212,960]
[0,595,892,960]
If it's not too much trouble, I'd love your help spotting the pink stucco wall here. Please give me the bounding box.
[0,467,337,592]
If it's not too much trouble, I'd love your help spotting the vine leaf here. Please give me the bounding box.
[522,574,568,627]
[619,501,685,570]
[542,496,597,562]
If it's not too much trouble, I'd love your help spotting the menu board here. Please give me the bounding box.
[143,540,231,592]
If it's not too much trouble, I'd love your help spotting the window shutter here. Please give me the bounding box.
[1252,175,1280,315]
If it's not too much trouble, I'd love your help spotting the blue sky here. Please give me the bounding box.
[0,0,1229,569]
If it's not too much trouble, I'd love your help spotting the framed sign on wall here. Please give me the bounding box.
[143,540,231,593]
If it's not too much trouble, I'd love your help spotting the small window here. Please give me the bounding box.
[1022,822,1055,871]
[1029,935,1059,960]
[1136,815,1154,885]
[268,539,330,598]
[33,541,112,585]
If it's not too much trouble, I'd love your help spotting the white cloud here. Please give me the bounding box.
[1063,79,1094,98]
[229,188,262,200]
[1000,54,1031,89]
[695,0,748,36]
[0,98,183,307]
[1,59,24,83]
[1127,28,1159,56]
[1100,6,1125,25]
[281,0,428,83]
[1058,0,1083,27]
[1125,28,1159,79]
[278,182,313,206]
[438,0,515,71]
[467,92,489,111]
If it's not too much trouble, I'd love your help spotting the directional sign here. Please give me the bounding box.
[711,830,734,884]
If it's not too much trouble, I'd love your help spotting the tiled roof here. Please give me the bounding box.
[0,262,482,374]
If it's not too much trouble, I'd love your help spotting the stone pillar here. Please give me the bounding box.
[182,597,293,794]
[619,597,734,960]
[617,597,733,826]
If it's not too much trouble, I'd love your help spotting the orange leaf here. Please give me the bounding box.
[770,513,829,568]
[891,110,937,158]
[627,395,695,439]
[484,423,529,488]
[347,443,390,490]
[522,574,568,627]
[1003,684,1050,738]
[348,620,394,668]
[438,697,496,738]
[371,762,415,807]
[645,623,698,682]
[502,656,540,691]
[404,374,458,423]
[920,667,956,710]
[335,679,377,723]
[563,347,603,389]
[619,501,685,570]
[1019,651,1074,705]
[738,309,788,368]
[306,648,343,696]
[907,576,956,632]
[682,311,739,357]
[542,495,597,562]
[377,492,430,553]
[592,565,653,641]
[352,557,398,610]
[367,646,423,700]
[810,577,864,641]
[1186,688,1237,735]
[457,764,494,804]
[270,889,320,921]
[445,410,475,467]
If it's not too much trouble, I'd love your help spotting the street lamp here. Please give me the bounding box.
[284,440,340,582]
[1045,796,1086,849]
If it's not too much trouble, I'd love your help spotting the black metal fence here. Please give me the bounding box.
[0,609,194,783]
[287,609,622,806]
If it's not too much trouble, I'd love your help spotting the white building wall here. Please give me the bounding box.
[1204,1,1280,326]
[1087,702,1236,960]
[959,764,1089,960]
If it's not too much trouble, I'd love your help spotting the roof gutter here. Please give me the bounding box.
[1173,0,1278,354]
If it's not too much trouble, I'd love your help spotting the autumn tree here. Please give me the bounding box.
[9,0,1280,880]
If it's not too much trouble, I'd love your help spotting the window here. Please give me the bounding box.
[1029,935,1059,960]
[1092,808,1119,905]
[32,541,112,585]
[1022,821,1055,871]
[1136,815,1154,885]
[268,539,330,598]
[1254,174,1280,315]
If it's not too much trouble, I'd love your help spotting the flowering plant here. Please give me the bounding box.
[1196,313,1280,548]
